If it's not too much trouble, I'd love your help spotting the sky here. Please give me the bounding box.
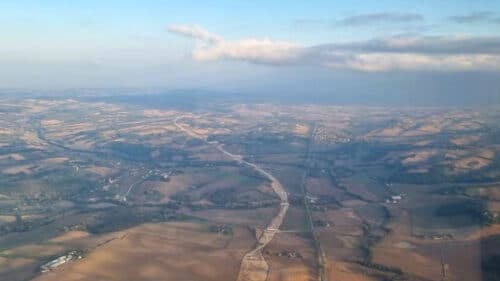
[1,0,500,104]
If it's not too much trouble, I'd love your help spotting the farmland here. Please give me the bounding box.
[0,97,499,281]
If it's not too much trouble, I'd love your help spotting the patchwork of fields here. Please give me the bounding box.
[0,99,499,281]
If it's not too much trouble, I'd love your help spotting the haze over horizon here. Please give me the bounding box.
[1,0,500,104]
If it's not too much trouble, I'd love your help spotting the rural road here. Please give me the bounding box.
[122,171,152,202]
[174,116,289,281]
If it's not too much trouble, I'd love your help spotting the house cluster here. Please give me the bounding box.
[385,193,405,204]
[265,249,302,259]
[306,195,319,204]
[40,251,83,273]
[314,127,351,144]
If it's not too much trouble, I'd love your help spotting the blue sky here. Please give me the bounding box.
[3,0,500,43]
[1,0,500,104]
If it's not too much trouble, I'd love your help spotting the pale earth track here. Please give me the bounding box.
[174,116,289,281]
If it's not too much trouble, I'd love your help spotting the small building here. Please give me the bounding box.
[391,195,402,201]
[306,195,318,204]
[386,194,404,204]
[41,251,82,273]
[41,255,71,272]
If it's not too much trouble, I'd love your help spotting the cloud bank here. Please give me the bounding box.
[449,11,500,24]
[338,12,424,26]
[167,24,500,72]
[167,25,223,43]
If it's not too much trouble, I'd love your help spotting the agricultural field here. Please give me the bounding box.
[0,97,499,281]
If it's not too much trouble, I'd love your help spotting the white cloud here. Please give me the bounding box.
[167,24,500,72]
[192,38,299,64]
[167,25,223,43]
[323,53,500,71]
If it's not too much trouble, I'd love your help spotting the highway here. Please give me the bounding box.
[174,116,289,281]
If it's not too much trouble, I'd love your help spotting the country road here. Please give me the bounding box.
[174,116,289,281]
[122,171,152,202]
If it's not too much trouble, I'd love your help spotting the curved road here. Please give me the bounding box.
[174,116,289,281]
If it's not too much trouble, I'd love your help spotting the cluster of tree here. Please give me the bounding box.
[0,216,54,235]
[86,206,165,234]
[357,261,403,275]
[209,224,233,235]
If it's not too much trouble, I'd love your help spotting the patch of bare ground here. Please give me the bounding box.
[0,153,25,161]
[372,227,442,280]
[50,231,90,243]
[448,120,482,131]
[186,207,279,229]
[33,222,255,281]
[0,215,17,223]
[372,243,442,281]
[316,208,364,237]
[84,166,115,177]
[400,149,439,165]
[442,148,495,174]
[466,185,500,201]
[231,104,276,118]
[40,157,69,165]
[339,180,378,202]
[264,232,317,281]
[366,126,405,138]
[450,135,480,146]
[413,140,433,146]
[41,119,62,126]
[371,209,483,281]
[305,177,331,195]
[465,224,500,241]
[315,206,367,264]
[2,164,36,175]
[0,257,38,281]
[0,128,16,135]
[402,123,443,136]
[152,169,216,200]
[2,244,66,258]
[67,140,95,150]
[280,206,309,232]
[327,262,381,281]
[454,156,492,170]
[317,228,366,262]
[142,109,177,118]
